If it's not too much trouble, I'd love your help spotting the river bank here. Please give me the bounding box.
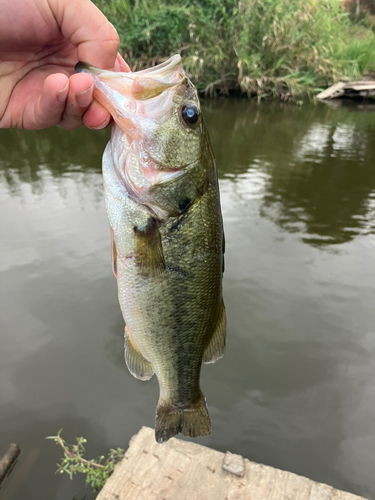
[94,0,375,101]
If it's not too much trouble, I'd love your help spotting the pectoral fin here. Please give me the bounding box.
[110,228,117,279]
[124,326,154,381]
[203,301,226,364]
[134,219,165,276]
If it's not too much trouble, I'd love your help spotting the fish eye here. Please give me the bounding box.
[181,103,200,125]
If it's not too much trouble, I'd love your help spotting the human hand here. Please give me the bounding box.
[0,0,129,130]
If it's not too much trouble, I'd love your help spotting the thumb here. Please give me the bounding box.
[49,0,120,69]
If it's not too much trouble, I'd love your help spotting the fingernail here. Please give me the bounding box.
[114,59,121,72]
[56,82,69,103]
[76,84,94,107]
[115,53,130,72]
[91,115,111,130]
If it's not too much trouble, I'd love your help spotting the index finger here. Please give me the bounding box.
[48,0,120,69]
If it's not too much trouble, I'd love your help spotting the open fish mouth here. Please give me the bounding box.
[75,54,183,81]
[75,55,184,102]
[75,55,189,145]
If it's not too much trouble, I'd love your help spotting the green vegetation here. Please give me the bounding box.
[93,0,375,100]
[46,430,125,492]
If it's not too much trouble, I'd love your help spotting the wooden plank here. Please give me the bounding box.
[97,427,367,500]
[317,81,375,100]
[316,82,346,100]
[345,83,375,91]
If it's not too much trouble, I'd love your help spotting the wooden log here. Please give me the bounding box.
[348,83,375,91]
[316,82,346,100]
[317,81,375,100]
[0,444,21,485]
[96,427,368,500]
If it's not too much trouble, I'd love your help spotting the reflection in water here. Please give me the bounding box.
[1,102,375,500]
[2,104,375,247]
[0,127,108,200]
[0,126,108,175]
[204,99,375,246]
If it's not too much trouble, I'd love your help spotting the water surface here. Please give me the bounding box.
[1,100,375,499]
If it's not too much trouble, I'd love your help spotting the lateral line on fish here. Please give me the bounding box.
[164,264,190,279]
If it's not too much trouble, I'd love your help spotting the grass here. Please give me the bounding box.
[93,0,375,100]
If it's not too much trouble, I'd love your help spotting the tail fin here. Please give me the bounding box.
[155,392,211,443]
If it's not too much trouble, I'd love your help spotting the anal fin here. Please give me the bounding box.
[203,301,226,364]
[124,326,154,381]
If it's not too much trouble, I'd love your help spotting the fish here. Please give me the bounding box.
[75,55,226,443]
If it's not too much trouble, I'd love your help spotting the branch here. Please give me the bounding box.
[56,437,105,469]
[0,444,21,485]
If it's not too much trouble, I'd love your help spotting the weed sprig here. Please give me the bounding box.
[46,430,125,492]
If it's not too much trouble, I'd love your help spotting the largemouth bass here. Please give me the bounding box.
[76,55,226,443]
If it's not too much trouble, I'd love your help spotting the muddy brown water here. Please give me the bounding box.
[1,100,375,500]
